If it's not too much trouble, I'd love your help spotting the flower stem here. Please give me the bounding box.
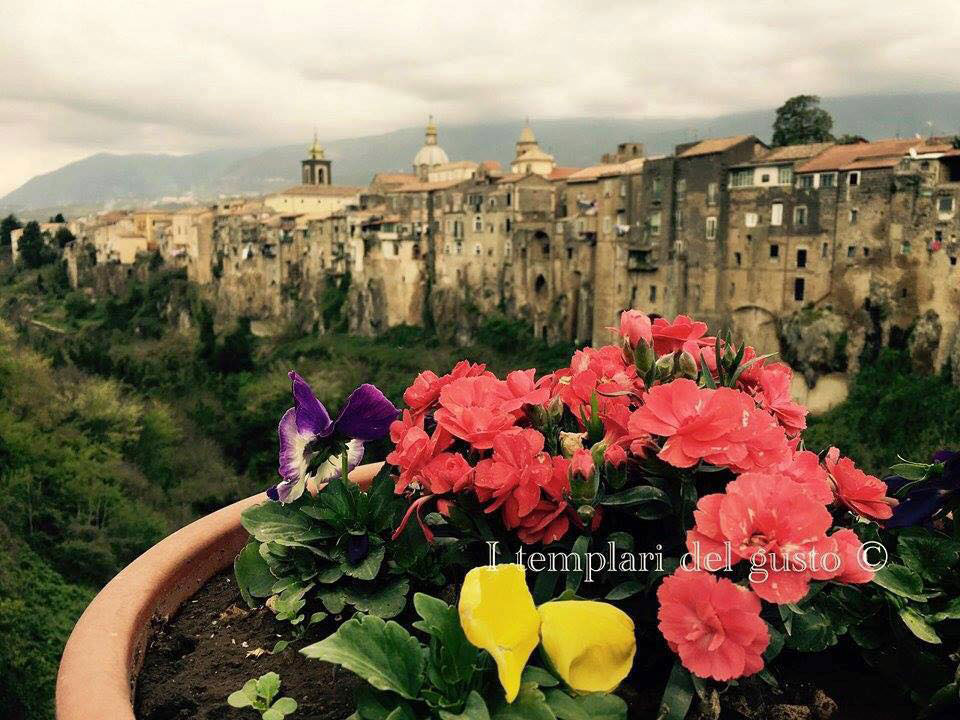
[342,449,349,481]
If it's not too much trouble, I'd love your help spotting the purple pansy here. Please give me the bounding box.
[269,372,398,503]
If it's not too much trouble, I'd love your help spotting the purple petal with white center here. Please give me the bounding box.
[277,407,311,482]
[289,371,333,437]
[314,439,365,483]
[333,384,399,441]
[267,475,306,504]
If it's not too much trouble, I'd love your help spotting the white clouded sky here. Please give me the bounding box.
[1,0,959,195]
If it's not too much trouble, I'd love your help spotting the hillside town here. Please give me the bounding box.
[15,118,960,391]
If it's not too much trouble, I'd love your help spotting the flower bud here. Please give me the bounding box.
[655,353,676,380]
[570,448,599,502]
[559,431,587,459]
[677,350,698,379]
[619,337,636,367]
[577,504,596,524]
[634,339,656,374]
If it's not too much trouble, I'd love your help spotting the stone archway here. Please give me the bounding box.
[729,305,780,358]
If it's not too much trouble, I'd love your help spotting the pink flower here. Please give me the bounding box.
[570,448,595,480]
[387,411,452,492]
[778,450,835,504]
[614,309,653,347]
[511,456,572,544]
[604,443,628,468]
[629,380,746,469]
[555,345,641,422]
[657,569,769,681]
[420,452,474,495]
[601,403,651,462]
[474,428,555,515]
[824,447,897,521]
[652,315,712,355]
[434,376,517,449]
[403,360,491,416]
[756,364,807,435]
[830,529,875,584]
[686,472,834,604]
[501,369,551,414]
[722,398,792,474]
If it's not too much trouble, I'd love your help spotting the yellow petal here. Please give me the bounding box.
[458,564,541,702]
[538,600,636,693]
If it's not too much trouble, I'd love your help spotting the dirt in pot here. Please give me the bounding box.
[135,571,364,720]
[135,571,921,720]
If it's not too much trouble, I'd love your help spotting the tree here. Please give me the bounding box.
[18,221,46,269]
[0,214,21,247]
[772,95,834,147]
[54,226,75,249]
[49,213,65,223]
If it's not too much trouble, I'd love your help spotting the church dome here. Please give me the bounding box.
[518,124,536,144]
[413,144,449,168]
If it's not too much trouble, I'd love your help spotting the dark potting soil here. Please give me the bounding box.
[135,571,921,720]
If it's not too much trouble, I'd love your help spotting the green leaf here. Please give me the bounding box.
[271,697,298,716]
[263,709,283,720]
[227,686,254,708]
[439,691,492,720]
[784,608,841,652]
[345,578,410,618]
[657,661,695,720]
[546,690,627,720]
[889,463,930,481]
[521,666,560,688]
[532,569,560,604]
[601,485,669,507]
[898,533,960,583]
[605,581,643,601]
[319,587,347,614]
[873,564,930,601]
[235,542,277,606]
[929,596,960,622]
[342,544,386,580]
[354,687,414,720]
[301,614,425,699]
[256,672,281,704]
[242,501,330,543]
[491,684,556,720]
[899,608,942,644]
[566,535,590,593]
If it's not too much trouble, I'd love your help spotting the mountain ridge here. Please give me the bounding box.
[5,92,960,212]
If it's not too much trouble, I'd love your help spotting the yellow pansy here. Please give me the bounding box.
[458,564,541,703]
[538,600,636,693]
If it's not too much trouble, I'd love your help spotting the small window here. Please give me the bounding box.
[707,182,718,204]
[798,175,814,189]
[474,243,482,256]
[729,169,753,187]
[778,166,793,184]
[950,256,957,266]
[820,173,836,188]
[770,244,780,259]
[794,206,808,226]
[674,208,684,230]
[797,248,807,268]
[821,242,829,258]
[456,242,463,255]
[651,176,662,194]
[542,242,550,255]
[901,241,911,255]
[648,212,661,236]
[770,202,783,226]
[761,173,771,183]
[847,246,856,258]
[649,285,657,302]
[936,229,944,242]
[938,196,955,214]
[734,251,742,266]
[705,217,717,240]
[863,247,870,257]
[745,212,758,228]
[794,277,805,302]
[474,215,482,231]
[849,208,858,224]
[848,171,860,186]
[566,247,574,260]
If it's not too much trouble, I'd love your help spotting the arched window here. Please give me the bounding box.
[535,274,547,294]
[412,243,421,258]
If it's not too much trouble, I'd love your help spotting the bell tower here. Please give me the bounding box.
[301,131,333,185]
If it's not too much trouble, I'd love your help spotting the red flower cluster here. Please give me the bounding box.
[388,310,896,683]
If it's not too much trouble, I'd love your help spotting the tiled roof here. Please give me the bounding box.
[677,135,757,158]
[566,157,644,182]
[271,184,363,197]
[395,178,464,192]
[548,167,580,181]
[755,142,834,164]
[480,160,502,171]
[372,172,417,185]
[794,139,933,173]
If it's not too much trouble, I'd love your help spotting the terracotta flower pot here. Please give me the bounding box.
[55,462,384,720]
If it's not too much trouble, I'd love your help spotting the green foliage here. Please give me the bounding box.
[1,214,22,247]
[301,593,626,720]
[19,221,57,269]
[227,672,298,720]
[236,470,440,624]
[771,94,834,147]
[806,350,960,476]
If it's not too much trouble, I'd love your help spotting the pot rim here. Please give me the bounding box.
[55,462,383,720]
